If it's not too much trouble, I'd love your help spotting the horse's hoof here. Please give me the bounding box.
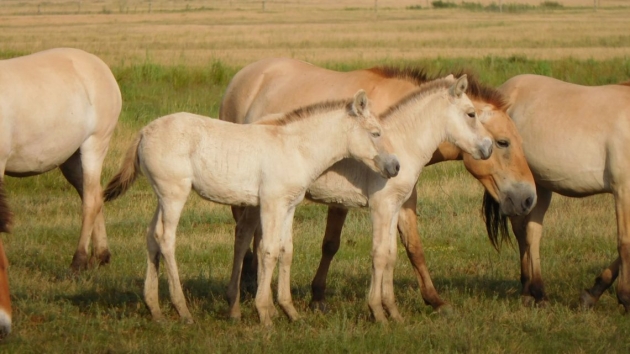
[521,295,536,307]
[580,290,597,310]
[95,250,111,266]
[534,299,549,308]
[70,252,89,272]
[181,317,194,325]
[309,300,329,314]
[434,303,456,317]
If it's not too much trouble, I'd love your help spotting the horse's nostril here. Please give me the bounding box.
[523,196,534,210]
[395,163,400,172]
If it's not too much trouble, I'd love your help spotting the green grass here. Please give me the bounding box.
[2,57,630,352]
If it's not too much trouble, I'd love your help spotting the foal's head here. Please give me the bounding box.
[346,90,400,179]
[443,75,493,161]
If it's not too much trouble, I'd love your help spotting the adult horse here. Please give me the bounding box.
[219,57,536,315]
[222,66,499,322]
[103,91,407,325]
[482,74,630,311]
[0,48,121,271]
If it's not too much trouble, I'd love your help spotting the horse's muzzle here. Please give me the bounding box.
[380,155,400,178]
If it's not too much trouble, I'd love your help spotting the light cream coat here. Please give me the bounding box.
[222,73,494,323]
[103,92,401,325]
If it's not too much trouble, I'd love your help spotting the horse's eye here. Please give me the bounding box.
[467,111,476,118]
[496,139,510,148]
[371,131,381,138]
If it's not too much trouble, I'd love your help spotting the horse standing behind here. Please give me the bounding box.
[222,72,496,323]
[103,91,406,326]
[483,74,630,311]
[0,48,122,336]
[219,58,534,317]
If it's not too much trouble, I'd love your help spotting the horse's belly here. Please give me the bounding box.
[5,136,85,174]
[530,161,608,197]
[193,181,260,206]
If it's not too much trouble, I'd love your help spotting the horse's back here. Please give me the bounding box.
[500,74,630,196]
[139,113,264,206]
[0,48,121,174]
[219,57,415,124]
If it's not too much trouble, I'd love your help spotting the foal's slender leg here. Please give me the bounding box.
[144,205,164,321]
[582,257,620,309]
[612,185,630,312]
[368,200,401,323]
[64,137,111,271]
[381,206,403,322]
[226,206,260,320]
[256,202,286,326]
[309,205,349,312]
[510,186,552,306]
[397,188,449,312]
[276,205,300,321]
[156,189,194,323]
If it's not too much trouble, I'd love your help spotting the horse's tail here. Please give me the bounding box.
[103,134,142,202]
[0,180,12,234]
[482,191,511,251]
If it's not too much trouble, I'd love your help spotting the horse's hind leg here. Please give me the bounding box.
[309,205,348,313]
[156,188,194,323]
[226,206,260,320]
[510,186,552,307]
[612,186,630,313]
[144,205,164,321]
[582,257,620,309]
[0,239,11,338]
[61,143,110,271]
[231,206,258,287]
[397,188,449,312]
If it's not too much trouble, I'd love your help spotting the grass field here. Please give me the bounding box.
[1,1,630,353]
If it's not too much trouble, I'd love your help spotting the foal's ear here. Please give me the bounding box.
[449,74,468,98]
[351,90,369,116]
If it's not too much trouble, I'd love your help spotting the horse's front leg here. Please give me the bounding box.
[397,188,449,312]
[309,205,349,313]
[368,199,403,323]
[510,186,551,307]
[612,186,630,312]
[276,205,300,322]
[255,202,285,326]
[226,206,260,320]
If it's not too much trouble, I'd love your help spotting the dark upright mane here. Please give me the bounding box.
[369,66,509,111]
[255,98,352,126]
[379,77,455,120]
[618,80,630,87]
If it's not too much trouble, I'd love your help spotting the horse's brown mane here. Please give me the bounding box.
[618,80,630,87]
[368,66,509,111]
[379,77,455,120]
[255,99,352,126]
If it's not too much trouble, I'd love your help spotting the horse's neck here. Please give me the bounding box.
[279,113,352,180]
[383,93,448,166]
